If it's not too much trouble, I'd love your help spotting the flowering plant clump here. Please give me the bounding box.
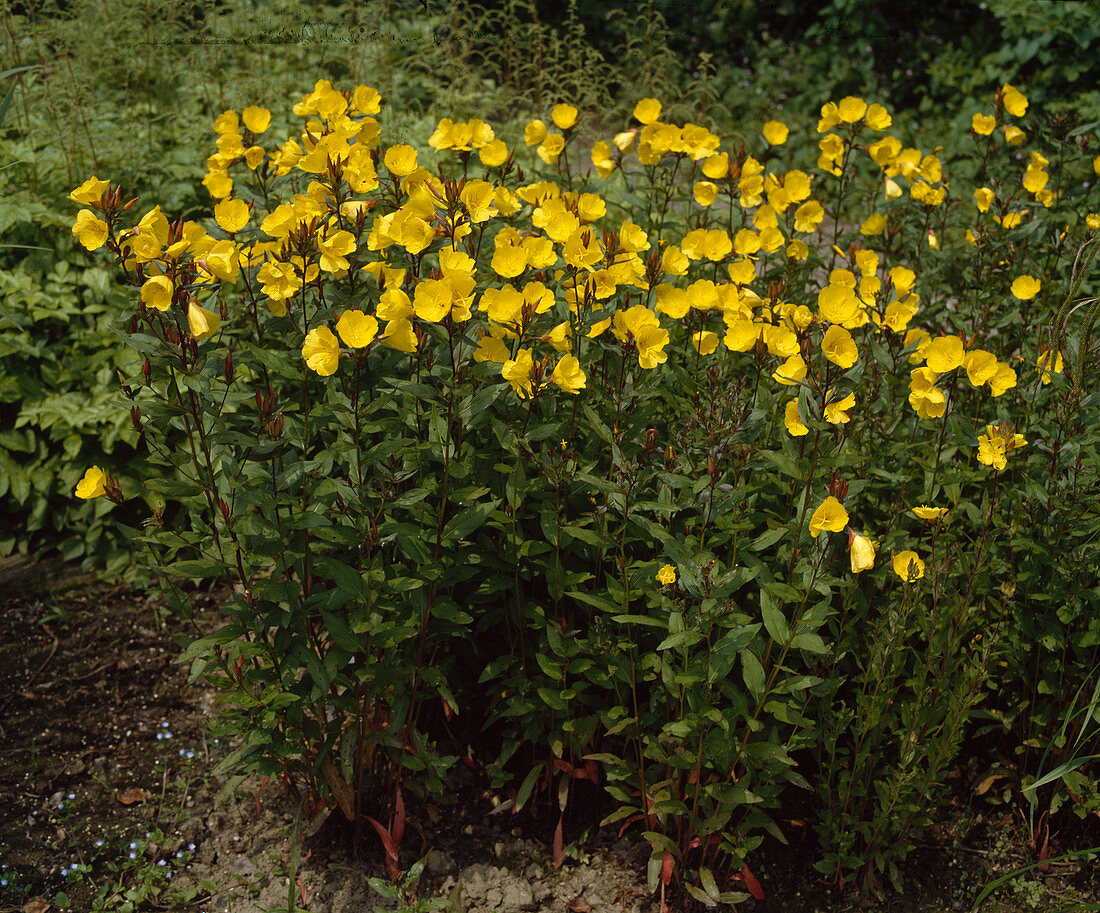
[73,78,1099,896]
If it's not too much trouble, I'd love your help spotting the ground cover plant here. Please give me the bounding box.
[62,69,1100,907]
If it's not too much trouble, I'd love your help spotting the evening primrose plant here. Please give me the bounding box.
[72,79,1099,897]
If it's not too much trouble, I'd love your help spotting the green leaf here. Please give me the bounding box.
[441,498,500,545]
[742,650,765,701]
[760,587,789,643]
[169,558,224,579]
[752,525,787,552]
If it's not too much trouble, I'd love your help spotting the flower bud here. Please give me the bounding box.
[130,405,141,432]
[122,196,139,211]
[224,349,234,384]
[142,358,152,384]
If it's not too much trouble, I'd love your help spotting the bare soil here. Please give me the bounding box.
[1,564,1097,913]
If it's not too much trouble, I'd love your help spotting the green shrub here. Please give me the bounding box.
[69,72,1100,900]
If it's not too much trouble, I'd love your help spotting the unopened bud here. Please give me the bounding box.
[130,405,141,432]
[218,497,230,521]
[122,196,139,211]
[142,358,152,384]
[224,349,234,384]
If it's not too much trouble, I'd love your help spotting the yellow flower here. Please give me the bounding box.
[974,187,995,212]
[762,120,789,145]
[502,348,535,398]
[892,550,925,582]
[383,144,418,176]
[849,532,876,573]
[860,213,887,236]
[837,96,867,123]
[525,119,548,146]
[75,466,107,499]
[971,113,996,135]
[908,367,946,419]
[550,354,586,394]
[69,176,110,205]
[809,496,849,538]
[1001,83,1028,118]
[912,506,948,521]
[538,134,565,164]
[1011,275,1040,300]
[141,275,174,312]
[656,563,676,586]
[214,198,250,234]
[613,305,669,369]
[987,361,1017,397]
[963,349,999,386]
[336,309,379,348]
[823,390,855,424]
[924,335,965,373]
[822,325,858,369]
[202,169,232,199]
[187,301,221,340]
[773,353,806,386]
[241,105,271,133]
[73,210,108,250]
[1004,125,1026,145]
[633,98,662,125]
[591,140,616,177]
[317,228,357,273]
[479,139,508,167]
[694,180,718,206]
[977,423,1027,471]
[793,200,824,233]
[1036,348,1063,384]
[691,330,719,356]
[552,103,578,130]
[302,326,341,375]
[782,399,808,437]
[380,317,417,353]
[865,103,892,130]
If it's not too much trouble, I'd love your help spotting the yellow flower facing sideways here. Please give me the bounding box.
[849,532,876,573]
[302,326,342,376]
[75,466,107,499]
[656,564,676,585]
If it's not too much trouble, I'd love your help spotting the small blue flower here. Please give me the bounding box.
[129,851,137,860]
[187,842,196,851]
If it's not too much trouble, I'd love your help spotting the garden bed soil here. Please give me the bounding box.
[1,563,1098,913]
